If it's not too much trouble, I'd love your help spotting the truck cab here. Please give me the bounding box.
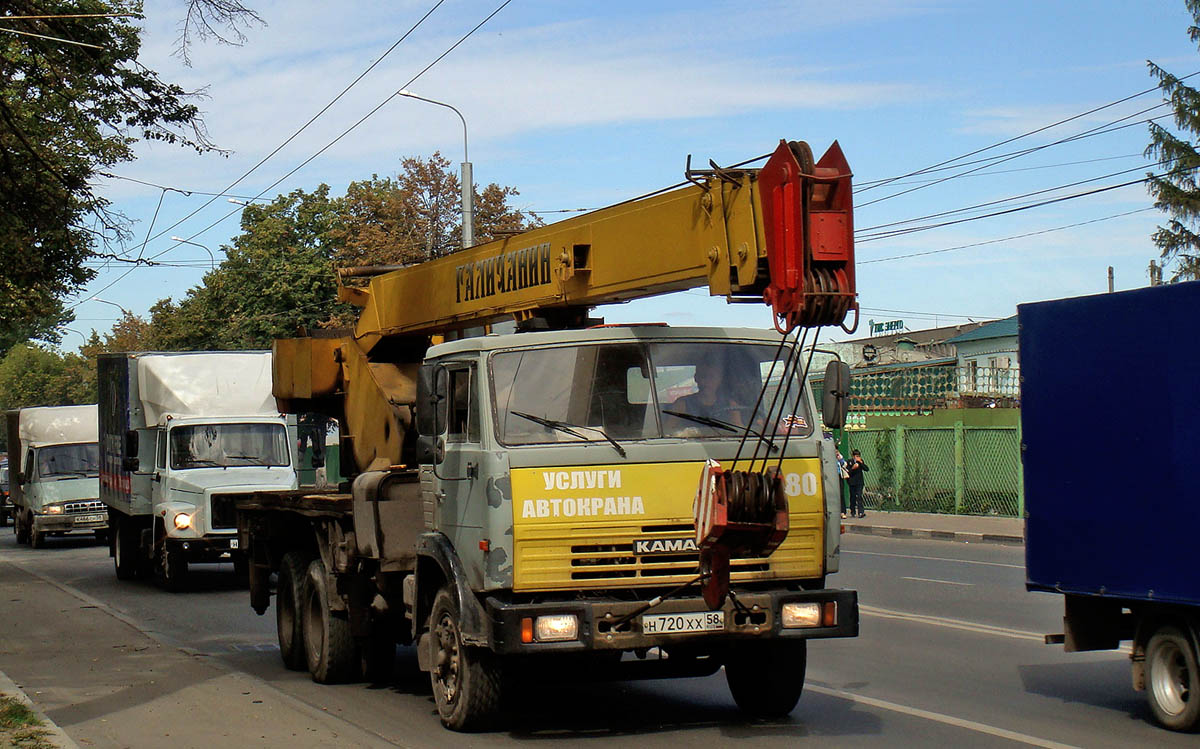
[99,351,299,589]
[417,325,844,599]
[6,405,106,549]
[150,414,296,549]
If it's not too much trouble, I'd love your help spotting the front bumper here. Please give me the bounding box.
[166,534,242,562]
[33,513,108,534]
[486,588,858,655]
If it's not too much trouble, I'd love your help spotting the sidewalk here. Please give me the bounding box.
[0,560,388,748]
[841,510,1024,545]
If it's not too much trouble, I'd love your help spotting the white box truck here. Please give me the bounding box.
[98,351,298,590]
[5,405,106,548]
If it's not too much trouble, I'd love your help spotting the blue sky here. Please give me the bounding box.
[65,0,1200,348]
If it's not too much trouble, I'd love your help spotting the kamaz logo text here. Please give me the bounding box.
[634,537,699,555]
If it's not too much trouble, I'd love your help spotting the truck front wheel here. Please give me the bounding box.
[725,640,807,719]
[1146,625,1200,731]
[113,517,141,580]
[158,544,189,592]
[429,587,502,731]
[302,557,356,683]
[15,511,29,545]
[30,527,45,549]
[276,551,309,671]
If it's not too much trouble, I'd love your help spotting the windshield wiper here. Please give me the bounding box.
[224,455,263,461]
[185,459,223,467]
[511,411,627,458]
[662,410,778,453]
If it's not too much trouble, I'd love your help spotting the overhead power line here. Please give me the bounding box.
[143,0,514,266]
[860,207,1156,265]
[857,101,1172,209]
[855,165,1187,244]
[138,0,449,250]
[856,161,1158,234]
[856,72,1198,195]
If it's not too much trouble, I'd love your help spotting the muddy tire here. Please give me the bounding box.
[725,640,807,719]
[113,516,141,580]
[302,557,356,684]
[158,544,189,592]
[15,511,29,545]
[276,551,309,671]
[30,528,45,549]
[1146,625,1200,732]
[429,587,503,731]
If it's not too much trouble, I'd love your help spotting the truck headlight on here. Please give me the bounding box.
[522,614,579,643]
[781,602,823,628]
[173,512,193,530]
[44,505,64,515]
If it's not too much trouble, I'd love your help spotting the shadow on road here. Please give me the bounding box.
[1018,660,1153,726]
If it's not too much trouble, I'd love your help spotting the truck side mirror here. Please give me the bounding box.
[416,364,437,436]
[123,456,140,472]
[821,360,851,430]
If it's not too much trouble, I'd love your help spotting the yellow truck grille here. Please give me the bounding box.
[511,459,825,592]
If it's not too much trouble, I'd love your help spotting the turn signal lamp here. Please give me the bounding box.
[173,512,193,530]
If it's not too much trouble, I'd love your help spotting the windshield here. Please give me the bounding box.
[36,443,100,478]
[169,423,290,469]
[490,341,813,446]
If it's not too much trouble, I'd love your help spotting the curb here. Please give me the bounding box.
[0,668,80,749]
[842,523,1024,546]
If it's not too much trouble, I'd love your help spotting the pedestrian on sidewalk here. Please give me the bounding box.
[836,448,850,519]
[847,449,869,518]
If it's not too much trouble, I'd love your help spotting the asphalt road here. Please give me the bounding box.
[0,529,1192,748]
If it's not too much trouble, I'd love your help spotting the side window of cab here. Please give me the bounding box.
[446,366,479,444]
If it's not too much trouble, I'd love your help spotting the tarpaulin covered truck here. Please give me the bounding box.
[5,405,105,548]
[1022,280,1200,732]
[99,351,298,590]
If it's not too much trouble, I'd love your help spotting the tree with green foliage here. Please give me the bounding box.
[337,152,540,267]
[147,185,353,350]
[0,345,93,451]
[1147,0,1200,281]
[0,0,254,354]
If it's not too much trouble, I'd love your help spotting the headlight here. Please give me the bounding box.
[533,614,579,642]
[173,512,193,530]
[44,505,64,515]
[781,602,823,628]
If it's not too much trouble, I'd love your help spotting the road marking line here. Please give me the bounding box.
[860,604,1135,654]
[806,684,1080,749]
[901,576,974,586]
[843,549,1024,569]
[860,604,1044,641]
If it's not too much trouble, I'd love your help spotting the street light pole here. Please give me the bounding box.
[398,90,473,251]
[169,236,216,271]
[89,297,133,317]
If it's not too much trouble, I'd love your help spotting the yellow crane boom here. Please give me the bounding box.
[274,139,856,473]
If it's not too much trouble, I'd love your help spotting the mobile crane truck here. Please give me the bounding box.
[1023,280,1200,732]
[228,139,860,730]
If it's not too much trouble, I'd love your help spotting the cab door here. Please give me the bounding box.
[435,363,487,535]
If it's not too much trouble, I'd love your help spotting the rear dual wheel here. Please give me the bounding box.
[302,556,356,683]
[113,516,142,580]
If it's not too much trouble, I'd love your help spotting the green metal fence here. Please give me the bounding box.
[846,423,1022,517]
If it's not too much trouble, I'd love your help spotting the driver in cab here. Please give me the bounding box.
[668,357,754,436]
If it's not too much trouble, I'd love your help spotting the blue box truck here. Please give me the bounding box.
[1021,280,1200,732]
